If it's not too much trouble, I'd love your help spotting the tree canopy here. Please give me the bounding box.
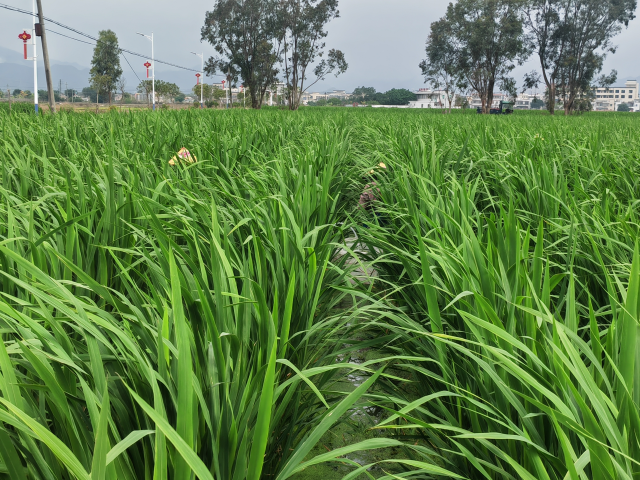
[89,30,123,105]
[348,87,416,105]
[421,0,529,113]
[201,0,280,109]
[280,0,348,110]
[524,0,636,114]
[420,17,467,113]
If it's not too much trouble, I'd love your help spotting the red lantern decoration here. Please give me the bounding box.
[144,61,151,78]
[18,30,31,60]
[195,73,201,85]
[221,80,225,88]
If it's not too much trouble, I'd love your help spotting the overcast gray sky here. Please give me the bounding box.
[1,0,639,93]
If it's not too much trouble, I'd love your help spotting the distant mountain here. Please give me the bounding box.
[0,61,90,93]
[0,46,204,94]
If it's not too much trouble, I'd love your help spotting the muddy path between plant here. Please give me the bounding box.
[290,237,410,480]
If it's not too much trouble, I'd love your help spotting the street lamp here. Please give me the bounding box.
[136,32,155,110]
[191,52,203,109]
[18,0,38,113]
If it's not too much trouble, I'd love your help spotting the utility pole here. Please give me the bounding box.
[35,0,55,113]
[32,0,38,113]
[7,89,11,112]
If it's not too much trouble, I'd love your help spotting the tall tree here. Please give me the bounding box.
[279,0,348,110]
[524,0,636,115]
[137,80,153,107]
[433,0,529,113]
[117,78,126,109]
[351,86,377,103]
[89,30,123,105]
[419,18,468,113]
[155,81,181,104]
[201,0,280,109]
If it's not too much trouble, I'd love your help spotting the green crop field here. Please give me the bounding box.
[0,108,639,480]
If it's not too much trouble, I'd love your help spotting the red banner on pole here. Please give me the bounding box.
[18,31,31,60]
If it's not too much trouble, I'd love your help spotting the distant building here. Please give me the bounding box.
[301,89,351,105]
[470,93,511,110]
[593,80,639,111]
[408,88,452,109]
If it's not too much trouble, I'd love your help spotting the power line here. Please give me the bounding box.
[0,2,220,76]
[47,28,142,84]
[47,28,95,46]
[121,53,142,84]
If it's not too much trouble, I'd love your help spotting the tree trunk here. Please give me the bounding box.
[251,88,261,109]
[485,79,495,114]
[548,83,555,115]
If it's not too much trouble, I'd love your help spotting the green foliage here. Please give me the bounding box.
[0,102,35,113]
[89,30,123,103]
[279,0,347,110]
[531,96,545,109]
[1,108,639,480]
[420,16,467,111]
[618,103,631,112]
[37,89,62,102]
[525,0,635,114]
[154,81,181,103]
[350,87,416,105]
[82,86,107,104]
[433,0,529,113]
[0,108,380,480]
[351,86,376,102]
[201,0,280,109]
[354,111,640,478]
[382,88,417,105]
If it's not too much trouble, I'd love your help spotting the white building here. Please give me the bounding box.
[301,89,351,105]
[470,93,511,110]
[593,80,639,111]
[408,88,453,109]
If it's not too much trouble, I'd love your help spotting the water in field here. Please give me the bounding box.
[291,239,407,480]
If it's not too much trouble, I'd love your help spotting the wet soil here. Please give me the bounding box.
[290,238,409,480]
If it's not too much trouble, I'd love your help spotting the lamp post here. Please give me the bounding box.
[137,32,155,110]
[191,52,203,109]
[18,2,38,113]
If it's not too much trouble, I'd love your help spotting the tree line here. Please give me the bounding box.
[420,0,636,114]
[201,0,347,110]
[88,30,184,106]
